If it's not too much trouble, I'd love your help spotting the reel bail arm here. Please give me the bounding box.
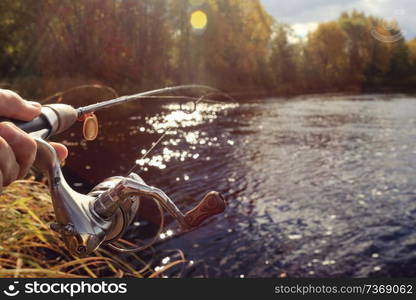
[34,137,226,257]
[94,177,226,231]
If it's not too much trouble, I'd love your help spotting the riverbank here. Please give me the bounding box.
[228,86,416,102]
[0,180,181,278]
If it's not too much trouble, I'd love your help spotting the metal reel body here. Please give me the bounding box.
[87,174,142,243]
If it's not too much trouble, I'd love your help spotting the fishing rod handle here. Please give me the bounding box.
[0,104,78,139]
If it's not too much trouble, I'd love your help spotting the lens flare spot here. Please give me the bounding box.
[189,0,205,6]
[190,10,207,30]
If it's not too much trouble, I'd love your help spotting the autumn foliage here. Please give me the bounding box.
[0,1,415,98]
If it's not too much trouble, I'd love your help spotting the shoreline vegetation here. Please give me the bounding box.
[0,180,183,278]
[1,1,416,101]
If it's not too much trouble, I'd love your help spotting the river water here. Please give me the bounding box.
[61,94,416,277]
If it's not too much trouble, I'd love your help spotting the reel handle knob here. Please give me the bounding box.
[183,191,226,228]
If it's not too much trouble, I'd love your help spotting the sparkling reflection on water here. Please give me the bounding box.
[62,95,416,277]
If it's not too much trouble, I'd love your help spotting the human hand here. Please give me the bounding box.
[0,89,68,189]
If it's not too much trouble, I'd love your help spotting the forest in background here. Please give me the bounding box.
[1,0,416,100]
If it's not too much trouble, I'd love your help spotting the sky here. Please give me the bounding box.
[260,0,416,40]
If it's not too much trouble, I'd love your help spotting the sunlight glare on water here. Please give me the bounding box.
[148,102,236,131]
[134,102,237,170]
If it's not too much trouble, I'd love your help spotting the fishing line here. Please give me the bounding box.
[124,91,235,176]
[113,90,234,253]
[77,84,232,116]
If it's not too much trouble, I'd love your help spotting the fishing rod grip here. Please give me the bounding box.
[0,104,78,138]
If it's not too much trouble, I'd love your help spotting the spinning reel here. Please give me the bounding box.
[4,86,227,256]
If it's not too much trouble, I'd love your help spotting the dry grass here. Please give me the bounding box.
[0,84,188,278]
[0,180,185,278]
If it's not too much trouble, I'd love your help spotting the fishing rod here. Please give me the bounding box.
[2,85,227,257]
[12,85,231,136]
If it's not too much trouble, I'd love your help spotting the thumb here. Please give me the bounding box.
[0,90,41,121]
[49,142,68,162]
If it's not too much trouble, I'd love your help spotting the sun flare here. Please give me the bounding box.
[190,10,208,30]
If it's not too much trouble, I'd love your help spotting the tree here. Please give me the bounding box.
[338,10,371,87]
[304,21,348,91]
[193,0,274,91]
[408,39,416,67]
[269,23,299,93]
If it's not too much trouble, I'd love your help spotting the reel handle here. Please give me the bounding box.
[184,191,226,228]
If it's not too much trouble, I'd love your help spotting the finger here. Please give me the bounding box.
[0,136,20,186]
[50,142,68,161]
[0,122,36,179]
[0,89,41,121]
